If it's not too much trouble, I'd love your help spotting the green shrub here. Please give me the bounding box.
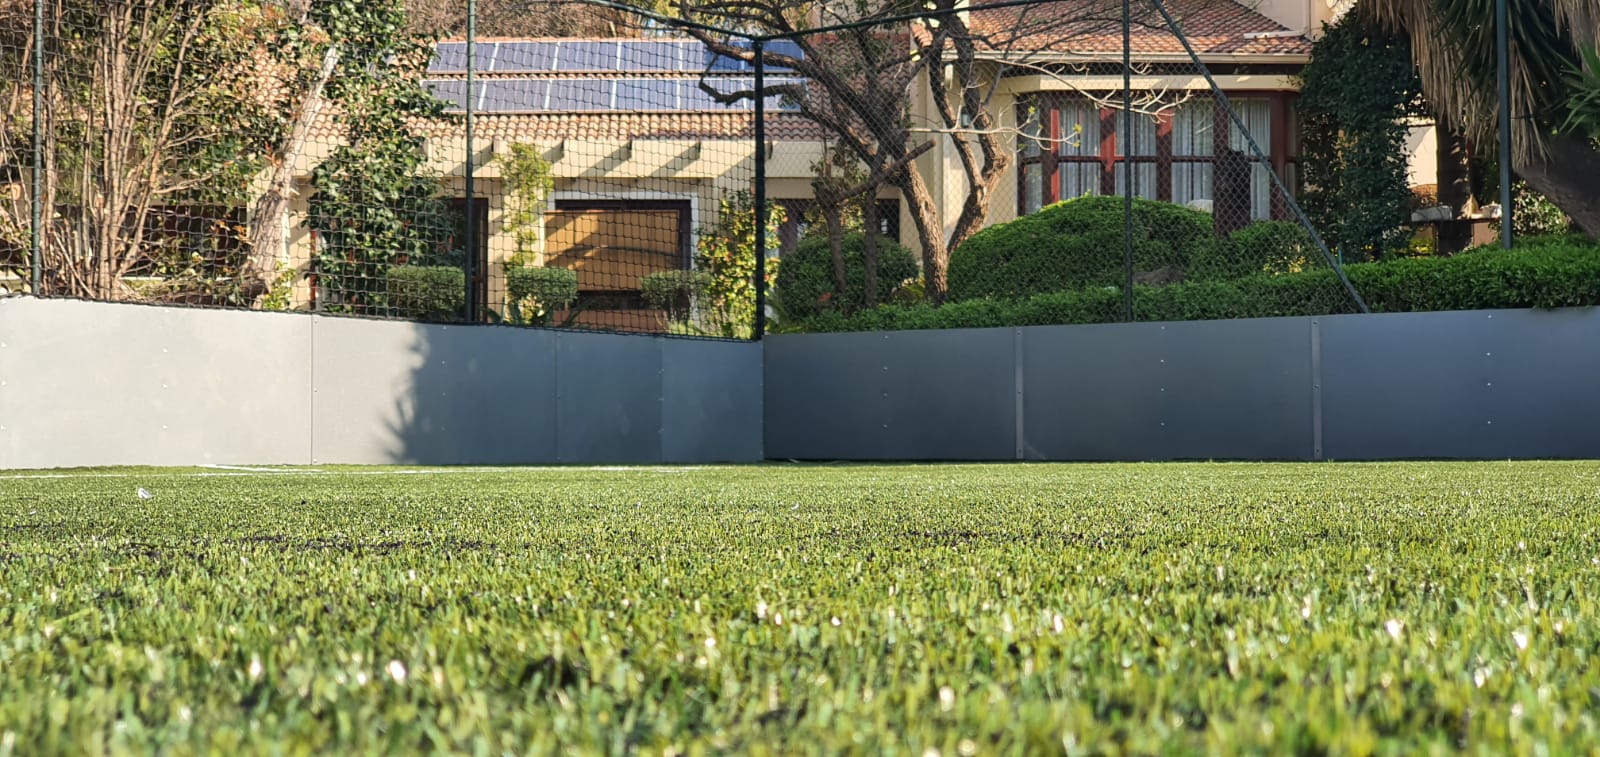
[1191,221,1319,282]
[796,239,1600,332]
[771,232,919,322]
[641,270,712,323]
[947,196,1213,301]
[504,266,578,325]
[386,266,465,321]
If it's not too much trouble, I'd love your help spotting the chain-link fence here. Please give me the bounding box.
[2,0,1380,338]
[722,0,1368,332]
[0,0,768,338]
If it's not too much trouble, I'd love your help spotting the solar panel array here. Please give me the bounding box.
[426,76,804,112]
[429,39,805,74]
[425,39,806,113]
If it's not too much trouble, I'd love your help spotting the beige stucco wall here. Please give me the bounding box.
[281,136,828,312]
[1405,123,1439,189]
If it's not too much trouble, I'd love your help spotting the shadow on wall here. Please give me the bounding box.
[310,314,762,465]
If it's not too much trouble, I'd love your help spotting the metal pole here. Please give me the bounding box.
[753,40,767,340]
[1496,0,1513,249]
[30,0,43,295]
[1121,0,1133,322]
[464,0,478,321]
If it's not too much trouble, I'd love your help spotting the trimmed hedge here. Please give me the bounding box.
[506,266,578,307]
[793,237,1600,333]
[771,232,919,322]
[387,266,465,321]
[947,196,1215,300]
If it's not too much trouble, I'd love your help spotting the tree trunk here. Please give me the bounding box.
[821,199,846,301]
[244,44,340,304]
[1436,127,1474,253]
[894,166,948,304]
[862,198,879,308]
[1515,134,1600,240]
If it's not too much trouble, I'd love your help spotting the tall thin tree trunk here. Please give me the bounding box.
[1436,127,1474,253]
[244,43,339,304]
[894,166,947,304]
[862,196,879,307]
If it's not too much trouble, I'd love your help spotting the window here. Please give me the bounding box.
[546,199,690,332]
[1017,94,1298,221]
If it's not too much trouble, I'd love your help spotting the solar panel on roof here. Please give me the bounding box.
[494,42,559,72]
[425,74,803,113]
[429,43,469,72]
[548,78,615,110]
[625,41,694,72]
[616,79,681,110]
[479,79,550,111]
[556,41,620,72]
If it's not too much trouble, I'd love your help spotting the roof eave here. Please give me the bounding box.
[973,50,1311,66]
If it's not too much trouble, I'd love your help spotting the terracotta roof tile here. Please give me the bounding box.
[310,110,825,142]
[970,0,1311,57]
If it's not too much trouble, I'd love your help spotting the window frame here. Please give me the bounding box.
[1016,91,1298,218]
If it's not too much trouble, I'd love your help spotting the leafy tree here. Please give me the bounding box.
[675,0,1137,304]
[302,0,458,316]
[1,0,288,300]
[1296,14,1425,261]
[694,190,783,338]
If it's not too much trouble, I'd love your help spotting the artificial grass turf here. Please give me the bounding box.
[1,462,1598,754]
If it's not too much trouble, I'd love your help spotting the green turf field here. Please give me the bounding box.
[2,462,1598,754]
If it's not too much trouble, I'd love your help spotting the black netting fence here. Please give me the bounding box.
[3,0,1420,338]
[1,0,764,338]
[730,0,1369,332]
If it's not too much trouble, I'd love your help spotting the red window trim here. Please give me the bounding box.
[1017,91,1300,217]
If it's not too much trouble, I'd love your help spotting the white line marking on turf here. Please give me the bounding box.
[202,465,322,473]
[3,465,732,480]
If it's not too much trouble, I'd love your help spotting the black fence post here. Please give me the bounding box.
[1496,0,1513,249]
[30,0,42,295]
[464,0,478,322]
[753,39,767,340]
[1121,0,1133,322]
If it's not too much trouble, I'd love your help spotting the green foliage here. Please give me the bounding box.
[641,270,713,324]
[304,0,455,316]
[386,265,465,321]
[1191,221,1317,281]
[3,463,1600,752]
[800,237,1600,331]
[495,143,555,262]
[694,191,784,339]
[1561,46,1600,139]
[1494,181,1575,238]
[947,196,1213,301]
[1296,15,1425,260]
[504,266,578,326]
[772,233,919,322]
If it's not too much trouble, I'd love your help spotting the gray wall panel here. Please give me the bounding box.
[1021,319,1315,460]
[877,329,1016,459]
[661,340,762,462]
[1320,309,1600,459]
[556,331,663,463]
[312,317,559,465]
[0,298,313,468]
[765,330,1016,460]
[764,332,894,460]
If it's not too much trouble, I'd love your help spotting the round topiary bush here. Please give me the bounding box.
[772,232,919,322]
[947,196,1213,301]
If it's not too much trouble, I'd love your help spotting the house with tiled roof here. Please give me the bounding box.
[272,0,1430,327]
